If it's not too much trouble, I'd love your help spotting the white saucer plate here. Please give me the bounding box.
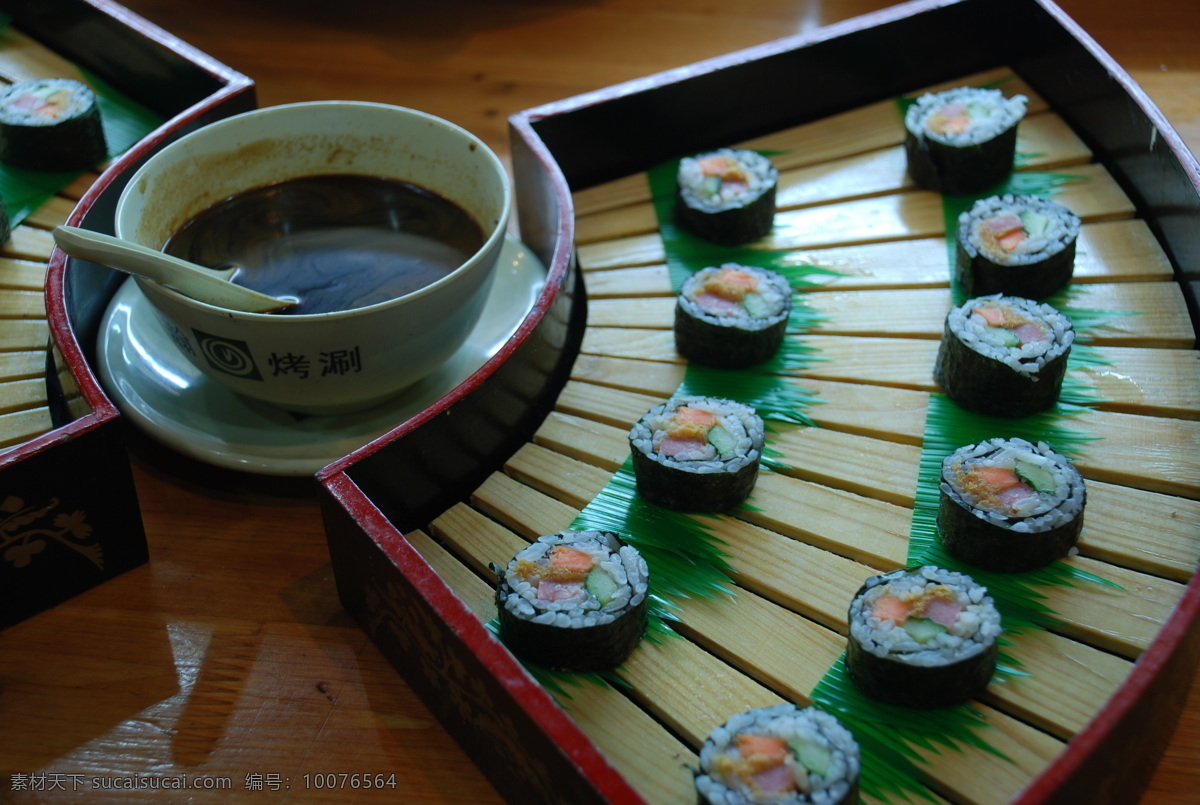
[96,236,547,476]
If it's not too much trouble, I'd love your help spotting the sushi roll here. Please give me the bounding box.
[904,87,1027,195]
[676,264,792,369]
[494,530,649,672]
[695,703,860,805]
[956,194,1081,298]
[676,148,778,245]
[0,78,107,172]
[933,294,1074,418]
[629,396,765,512]
[846,566,1001,709]
[939,437,1086,572]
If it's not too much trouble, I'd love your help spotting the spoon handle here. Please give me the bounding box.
[52,225,294,313]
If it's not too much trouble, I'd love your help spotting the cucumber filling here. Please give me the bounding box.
[787,738,833,778]
[903,617,947,644]
[585,566,619,607]
[707,424,737,458]
[1015,461,1056,493]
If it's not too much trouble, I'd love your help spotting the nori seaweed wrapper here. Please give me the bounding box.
[494,532,648,672]
[938,488,1084,572]
[937,437,1086,572]
[845,626,998,709]
[933,314,1071,418]
[628,396,765,513]
[845,567,999,709]
[675,184,776,246]
[674,265,791,369]
[630,445,760,512]
[904,125,1018,195]
[697,782,860,805]
[495,591,648,672]
[0,79,107,172]
[695,704,861,805]
[956,236,1077,299]
[675,305,787,368]
[675,149,778,246]
[954,195,1081,299]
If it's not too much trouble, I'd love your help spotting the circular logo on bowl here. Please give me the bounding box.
[193,330,262,381]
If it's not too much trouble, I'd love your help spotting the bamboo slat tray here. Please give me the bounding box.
[318,1,1200,803]
[444,73,1199,802]
[0,24,111,452]
[2,0,255,628]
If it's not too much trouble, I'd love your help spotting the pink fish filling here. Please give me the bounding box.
[750,762,796,794]
[657,436,706,457]
[537,580,584,602]
[696,292,743,314]
[923,598,963,628]
[996,482,1037,511]
[1013,322,1047,344]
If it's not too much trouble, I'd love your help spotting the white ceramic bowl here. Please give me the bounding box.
[115,101,511,414]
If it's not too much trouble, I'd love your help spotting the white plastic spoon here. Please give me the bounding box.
[53,225,296,314]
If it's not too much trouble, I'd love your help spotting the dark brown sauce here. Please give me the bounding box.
[164,174,484,315]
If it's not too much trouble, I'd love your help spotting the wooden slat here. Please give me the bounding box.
[0,289,46,318]
[535,389,1200,582]
[562,365,933,446]
[765,426,922,507]
[577,162,1134,270]
[472,471,579,537]
[0,26,90,84]
[0,377,47,414]
[1067,345,1200,419]
[576,111,1092,245]
[992,627,1132,740]
[405,529,498,621]
[0,317,49,351]
[671,590,844,702]
[579,326,679,361]
[740,471,912,569]
[1079,481,1200,582]
[0,349,48,381]
[60,171,101,201]
[580,219,1174,298]
[24,195,76,230]
[569,353,684,397]
[2,225,55,262]
[1071,408,1200,498]
[0,405,52,449]
[1043,557,1186,658]
[582,328,1200,419]
[505,442,613,511]
[806,282,1193,346]
[0,257,48,291]
[586,281,1194,347]
[571,67,1044,218]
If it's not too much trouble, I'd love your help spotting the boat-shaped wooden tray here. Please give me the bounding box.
[1,0,254,628]
[318,0,1199,802]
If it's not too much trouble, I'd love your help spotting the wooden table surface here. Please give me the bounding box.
[2,1,1197,802]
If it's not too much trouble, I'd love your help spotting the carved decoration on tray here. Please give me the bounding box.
[1,496,101,570]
